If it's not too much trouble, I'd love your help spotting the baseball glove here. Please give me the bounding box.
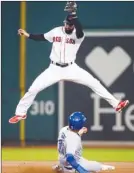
[64,1,77,13]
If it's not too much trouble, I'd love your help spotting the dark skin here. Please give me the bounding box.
[64,23,75,34]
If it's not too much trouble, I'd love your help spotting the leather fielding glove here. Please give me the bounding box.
[64,1,77,14]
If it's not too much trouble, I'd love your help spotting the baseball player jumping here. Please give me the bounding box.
[9,2,129,124]
[53,112,115,173]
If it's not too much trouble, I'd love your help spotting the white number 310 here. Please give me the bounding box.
[30,100,55,116]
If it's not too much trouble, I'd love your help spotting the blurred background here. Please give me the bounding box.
[2,1,134,162]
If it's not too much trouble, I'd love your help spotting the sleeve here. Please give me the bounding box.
[66,14,84,39]
[72,18,84,39]
[66,134,79,155]
[29,34,47,41]
[66,154,88,173]
[44,28,56,43]
[75,33,85,44]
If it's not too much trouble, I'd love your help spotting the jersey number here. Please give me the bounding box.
[58,140,65,155]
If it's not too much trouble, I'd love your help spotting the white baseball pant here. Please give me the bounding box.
[58,157,114,173]
[15,63,119,115]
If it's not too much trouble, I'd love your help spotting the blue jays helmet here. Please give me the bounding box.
[68,112,87,130]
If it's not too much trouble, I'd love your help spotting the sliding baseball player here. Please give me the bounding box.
[53,111,115,173]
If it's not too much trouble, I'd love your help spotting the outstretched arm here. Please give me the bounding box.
[65,134,89,173]
[66,154,89,173]
[18,29,47,41]
[29,34,47,41]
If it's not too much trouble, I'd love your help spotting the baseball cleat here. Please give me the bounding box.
[9,115,27,124]
[101,165,115,171]
[116,100,129,112]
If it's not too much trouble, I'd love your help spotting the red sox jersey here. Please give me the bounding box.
[44,26,85,64]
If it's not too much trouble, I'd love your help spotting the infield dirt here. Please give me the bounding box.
[2,161,134,173]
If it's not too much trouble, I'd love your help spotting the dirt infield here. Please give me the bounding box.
[2,161,134,173]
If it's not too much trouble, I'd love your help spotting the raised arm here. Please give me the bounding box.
[64,1,84,39]
[67,14,84,39]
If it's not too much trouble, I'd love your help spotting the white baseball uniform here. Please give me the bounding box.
[57,126,114,173]
[15,26,119,115]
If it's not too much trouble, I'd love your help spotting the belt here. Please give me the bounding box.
[51,61,73,67]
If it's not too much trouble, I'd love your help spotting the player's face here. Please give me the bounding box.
[64,23,74,34]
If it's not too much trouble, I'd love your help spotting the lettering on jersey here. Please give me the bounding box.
[58,140,65,155]
[58,132,66,155]
[53,37,75,44]
[61,133,66,139]
[53,36,61,42]
[66,38,75,44]
[75,147,82,160]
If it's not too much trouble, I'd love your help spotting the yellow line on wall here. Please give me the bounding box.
[20,1,26,147]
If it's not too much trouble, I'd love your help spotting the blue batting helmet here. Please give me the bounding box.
[68,112,87,130]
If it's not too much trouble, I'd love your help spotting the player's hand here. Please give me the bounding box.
[52,164,63,173]
[78,127,88,136]
[18,29,29,37]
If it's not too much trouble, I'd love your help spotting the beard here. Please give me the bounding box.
[65,28,73,34]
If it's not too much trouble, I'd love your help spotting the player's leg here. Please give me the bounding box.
[101,164,115,171]
[78,157,115,172]
[65,63,129,110]
[78,157,102,172]
[9,64,60,123]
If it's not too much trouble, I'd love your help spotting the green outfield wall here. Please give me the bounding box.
[2,1,134,145]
